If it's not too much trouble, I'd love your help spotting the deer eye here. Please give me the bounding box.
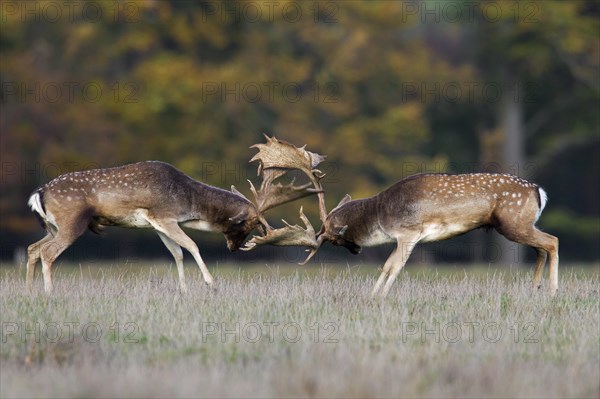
[334,225,348,237]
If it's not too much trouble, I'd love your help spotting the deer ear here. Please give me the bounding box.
[331,194,352,213]
[231,185,251,202]
[338,225,348,237]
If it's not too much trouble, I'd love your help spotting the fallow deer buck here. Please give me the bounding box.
[243,140,559,299]
[27,147,320,293]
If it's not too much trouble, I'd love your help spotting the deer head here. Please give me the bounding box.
[241,135,368,264]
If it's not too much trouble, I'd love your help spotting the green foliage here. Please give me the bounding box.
[544,209,600,237]
[1,1,598,260]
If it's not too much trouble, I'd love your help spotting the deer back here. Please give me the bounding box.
[35,161,255,231]
[326,173,543,246]
[376,173,542,242]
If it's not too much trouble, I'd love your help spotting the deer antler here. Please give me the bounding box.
[242,207,319,250]
[249,134,327,220]
[250,134,326,177]
[247,168,321,213]
[242,134,329,259]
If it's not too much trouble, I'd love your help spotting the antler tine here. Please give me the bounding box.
[241,207,319,251]
[246,168,286,210]
[248,169,321,215]
[298,235,325,265]
[314,182,327,224]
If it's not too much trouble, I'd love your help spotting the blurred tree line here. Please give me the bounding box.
[1,1,598,263]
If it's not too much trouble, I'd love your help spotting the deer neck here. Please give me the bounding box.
[188,181,251,224]
[335,197,391,246]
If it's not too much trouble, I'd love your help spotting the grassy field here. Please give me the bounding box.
[1,262,599,398]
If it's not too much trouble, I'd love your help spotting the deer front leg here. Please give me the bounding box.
[379,238,418,298]
[157,231,188,293]
[371,247,399,298]
[148,218,215,287]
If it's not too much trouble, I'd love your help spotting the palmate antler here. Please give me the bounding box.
[249,135,327,219]
[241,134,328,261]
[248,168,319,214]
[242,207,318,249]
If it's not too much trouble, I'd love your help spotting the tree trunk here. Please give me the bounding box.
[497,83,525,266]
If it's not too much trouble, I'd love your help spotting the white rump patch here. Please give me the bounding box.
[28,193,45,219]
[535,187,548,222]
[28,192,58,230]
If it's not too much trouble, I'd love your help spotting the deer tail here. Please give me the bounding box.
[535,187,548,222]
[28,190,51,232]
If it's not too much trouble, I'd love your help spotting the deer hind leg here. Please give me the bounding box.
[528,229,559,295]
[378,237,419,298]
[532,248,547,290]
[148,218,214,286]
[38,214,90,294]
[26,234,53,293]
[156,231,188,293]
[496,223,559,296]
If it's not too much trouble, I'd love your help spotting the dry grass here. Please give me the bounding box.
[1,263,599,398]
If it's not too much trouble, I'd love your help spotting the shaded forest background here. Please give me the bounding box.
[1,1,598,265]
